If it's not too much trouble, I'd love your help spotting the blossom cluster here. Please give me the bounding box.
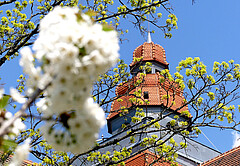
[20,6,119,153]
[0,112,26,139]
[0,89,26,140]
[9,138,31,166]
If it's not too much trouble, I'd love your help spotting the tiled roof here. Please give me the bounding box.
[129,42,169,68]
[107,73,189,120]
[200,146,240,166]
[22,160,35,165]
[124,150,179,166]
[0,154,36,165]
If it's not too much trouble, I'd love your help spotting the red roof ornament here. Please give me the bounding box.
[129,42,169,69]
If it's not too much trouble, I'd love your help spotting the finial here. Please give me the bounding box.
[147,31,152,43]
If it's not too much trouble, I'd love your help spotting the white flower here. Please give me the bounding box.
[0,88,4,99]
[10,88,26,104]
[41,97,105,153]
[0,111,26,140]
[84,98,106,127]
[21,6,119,153]
[36,98,47,113]
[12,118,26,135]
[19,47,37,76]
[5,112,12,119]
[37,73,52,90]
[19,47,34,65]
[9,138,31,166]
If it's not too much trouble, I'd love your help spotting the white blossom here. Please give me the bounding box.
[10,88,27,104]
[4,112,12,119]
[0,88,4,99]
[41,97,106,153]
[12,118,26,136]
[9,138,31,166]
[20,6,119,153]
[0,111,26,139]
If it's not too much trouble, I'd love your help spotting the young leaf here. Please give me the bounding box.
[0,96,10,109]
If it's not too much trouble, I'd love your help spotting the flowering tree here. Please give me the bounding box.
[0,0,178,67]
[0,1,240,166]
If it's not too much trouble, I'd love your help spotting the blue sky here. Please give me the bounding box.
[1,0,240,161]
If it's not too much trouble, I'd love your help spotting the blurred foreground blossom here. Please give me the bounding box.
[0,111,26,140]
[20,6,119,153]
[0,89,4,99]
[10,88,26,104]
[0,89,26,140]
[9,138,31,166]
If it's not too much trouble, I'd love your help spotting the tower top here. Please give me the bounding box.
[107,40,191,134]
[129,42,169,69]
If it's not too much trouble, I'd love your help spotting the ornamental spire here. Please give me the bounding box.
[147,31,152,43]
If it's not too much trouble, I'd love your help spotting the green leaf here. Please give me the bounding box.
[102,24,114,31]
[79,47,87,57]
[85,10,97,17]
[1,139,18,152]
[0,96,10,109]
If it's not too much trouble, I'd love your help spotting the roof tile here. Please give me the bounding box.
[107,74,190,120]
[130,42,169,68]
[124,150,180,166]
[200,146,240,166]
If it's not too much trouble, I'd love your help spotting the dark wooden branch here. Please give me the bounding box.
[96,0,169,22]
[0,0,16,6]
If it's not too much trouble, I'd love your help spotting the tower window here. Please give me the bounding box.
[155,69,160,73]
[143,91,149,99]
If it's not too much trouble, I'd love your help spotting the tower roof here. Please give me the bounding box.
[129,42,169,69]
[107,73,190,120]
[107,41,191,134]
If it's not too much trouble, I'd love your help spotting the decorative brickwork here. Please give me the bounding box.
[130,42,168,69]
